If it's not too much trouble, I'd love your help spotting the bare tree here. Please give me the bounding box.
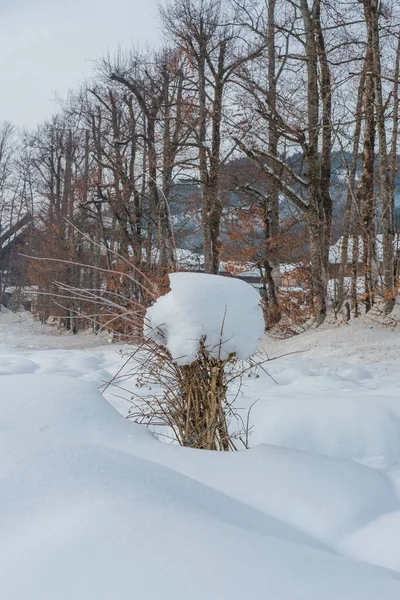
[161,0,262,274]
[235,0,333,324]
[106,49,181,272]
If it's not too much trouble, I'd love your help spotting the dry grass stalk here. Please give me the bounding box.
[172,345,236,450]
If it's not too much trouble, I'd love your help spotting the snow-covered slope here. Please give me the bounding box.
[1,311,400,599]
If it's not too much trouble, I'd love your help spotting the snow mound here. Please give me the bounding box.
[339,510,400,572]
[145,272,264,364]
[4,308,400,597]
[2,372,400,599]
[249,394,400,468]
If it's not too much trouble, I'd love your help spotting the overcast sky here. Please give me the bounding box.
[0,0,160,129]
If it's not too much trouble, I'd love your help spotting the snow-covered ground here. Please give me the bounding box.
[2,308,400,599]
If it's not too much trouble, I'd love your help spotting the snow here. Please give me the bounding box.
[339,510,400,572]
[239,321,400,468]
[175,247,204,270]
[2,310,400,598]
[327,275,365,301]
[145,272,264,364]
[329,233,400,264]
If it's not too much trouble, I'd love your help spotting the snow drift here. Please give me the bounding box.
[145,272,264,364]
[2,374,400,600]
[2,311,400,599]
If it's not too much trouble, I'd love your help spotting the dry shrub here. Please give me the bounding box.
[105,338,268,451]
[24,222,165,339]
[262,303,282,330]
[95,262,170,342]
[270,288,312,338]
[32,293,54,324]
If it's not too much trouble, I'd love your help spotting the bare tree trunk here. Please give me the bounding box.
[351,224,361,317]
[337,72,365,312]
[265,0,280,321]
[366,0,395,312]
[198,37,224,274]
[356,26,376,313]
[301,0,332,325]
[389,32,400,301]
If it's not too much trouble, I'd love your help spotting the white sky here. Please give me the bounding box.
[0,0,161,129]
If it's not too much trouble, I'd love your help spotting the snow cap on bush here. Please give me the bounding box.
[144,272,264,365]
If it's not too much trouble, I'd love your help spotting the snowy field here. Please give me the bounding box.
[2,308,400,599]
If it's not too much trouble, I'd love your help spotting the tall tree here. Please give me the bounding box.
[236,0,333,324]
[161,0,261,273]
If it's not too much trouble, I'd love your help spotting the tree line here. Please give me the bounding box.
[1,0,400,331]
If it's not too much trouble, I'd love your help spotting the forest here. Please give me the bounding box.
[1,0,400,334]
